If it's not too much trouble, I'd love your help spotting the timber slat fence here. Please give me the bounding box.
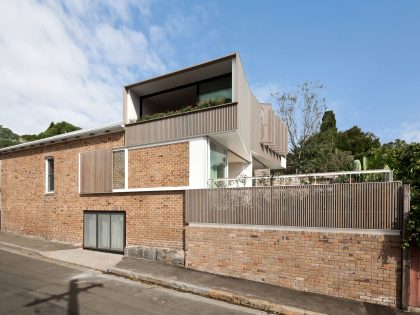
[185,182,404,230]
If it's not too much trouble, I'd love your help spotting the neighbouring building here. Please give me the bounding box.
[0,53,288,261]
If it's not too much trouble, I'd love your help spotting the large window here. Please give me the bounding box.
[139,74,232,119]
[198,74,232,103]
[210,142,227,180]
[46,157,54,193]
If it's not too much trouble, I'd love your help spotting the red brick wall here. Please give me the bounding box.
[185,226,401,306]
[128,142,189,188]
[0,133,184,250]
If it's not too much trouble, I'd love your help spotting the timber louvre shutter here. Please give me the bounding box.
[80,149,113,194]
[83,211,125,253]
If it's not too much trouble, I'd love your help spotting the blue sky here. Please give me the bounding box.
[0,0,419,143]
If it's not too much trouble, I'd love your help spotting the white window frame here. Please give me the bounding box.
[45,157,54,194]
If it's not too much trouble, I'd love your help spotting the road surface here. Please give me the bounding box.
[0,249,265,315]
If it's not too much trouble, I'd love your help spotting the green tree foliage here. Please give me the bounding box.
[21,121,80,142]
[290,111,353,173]
[0,121,80,148]
[320,110,337,133]
[336,126,380,160]
[382,141,420,248]
[0,125,21,148]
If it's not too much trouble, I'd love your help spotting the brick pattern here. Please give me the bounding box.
[128,142,189,188]
[0,133,184,250]
[185,226,401,306]
[112,150,125,189]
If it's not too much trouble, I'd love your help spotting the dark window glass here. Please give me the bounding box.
[47,158,54,192]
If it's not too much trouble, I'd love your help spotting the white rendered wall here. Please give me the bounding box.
[189,137,209,188]
[126,90,140,123]
[280,156,287,169]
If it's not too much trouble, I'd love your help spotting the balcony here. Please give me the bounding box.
[125,102,238,147]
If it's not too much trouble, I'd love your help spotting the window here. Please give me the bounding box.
[112,150,126,189]
[198,74,232,103]
[46,158,54,193]
[210,142,227,180]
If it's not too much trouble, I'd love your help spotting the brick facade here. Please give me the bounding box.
[128,142,189,188]
[185,226,401,306]
[0,132,184,251]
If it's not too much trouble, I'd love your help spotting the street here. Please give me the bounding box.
[0,250,264,315]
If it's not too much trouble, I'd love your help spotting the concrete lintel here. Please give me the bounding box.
[187,223,401,236]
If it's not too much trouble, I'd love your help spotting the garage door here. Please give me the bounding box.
[83,211,125,253]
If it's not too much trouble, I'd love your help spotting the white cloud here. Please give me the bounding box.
[397,119,420,143]
[0,0,166,134]
[251,82,290,104]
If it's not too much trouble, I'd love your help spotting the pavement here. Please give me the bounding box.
[0,230,415,315]
[0,250,262,315]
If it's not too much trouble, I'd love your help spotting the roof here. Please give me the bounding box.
[0,121,124,154]
[124,52,238,90]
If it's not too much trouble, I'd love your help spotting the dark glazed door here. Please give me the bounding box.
[83,212,125,253]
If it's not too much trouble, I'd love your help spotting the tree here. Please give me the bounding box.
[21,121,80,142]
[0,121,81,148]
[273,81,326,153]
[336,126,380,161]
[381,141,420,248]
[294,111,353,173]
[320,110,337,133]
[0,125,21,148]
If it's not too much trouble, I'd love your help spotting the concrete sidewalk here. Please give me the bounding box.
[0,231,413,315]
[0,231,122,271]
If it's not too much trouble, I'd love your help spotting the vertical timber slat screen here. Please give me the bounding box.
[80,149,113,194]
[185,182,403,230]
[125,103,237,146]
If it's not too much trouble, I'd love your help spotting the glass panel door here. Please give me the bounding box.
[111,214,124,251]
[84,211,125,253]
[83,213,97,248]
[98,214,111,250]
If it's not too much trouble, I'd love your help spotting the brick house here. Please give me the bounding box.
[0,53,288,262]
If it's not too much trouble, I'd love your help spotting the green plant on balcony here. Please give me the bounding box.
[132,97,232,123]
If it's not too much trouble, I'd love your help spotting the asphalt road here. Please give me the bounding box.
[0,250,265,315]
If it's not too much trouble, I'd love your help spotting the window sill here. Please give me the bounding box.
[44,192,55,196]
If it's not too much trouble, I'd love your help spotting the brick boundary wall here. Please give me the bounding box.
[185,225,402,306]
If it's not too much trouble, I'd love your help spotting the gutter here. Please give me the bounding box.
[0,121,124,154]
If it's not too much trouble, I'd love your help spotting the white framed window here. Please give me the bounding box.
[45,157,54,193]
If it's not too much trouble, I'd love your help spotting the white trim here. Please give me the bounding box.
[45,157,54,194]
[126,137,192,151]
[78,153,81,194]
[112,186,189,193]
[187,223,401,236]
[0,121,124,153]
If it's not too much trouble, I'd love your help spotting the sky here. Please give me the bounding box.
[0,0,419,143]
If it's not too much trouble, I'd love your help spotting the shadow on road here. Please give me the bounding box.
[25,279,104,314]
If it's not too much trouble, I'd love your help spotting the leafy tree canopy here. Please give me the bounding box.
[0,121,80,148]
[336,126,380,160]
[21,121,81,142]
[0,125,21,148]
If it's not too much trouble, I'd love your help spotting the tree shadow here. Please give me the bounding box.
[25,279,104,315]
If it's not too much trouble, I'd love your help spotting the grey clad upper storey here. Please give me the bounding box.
[123,53,287,170]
